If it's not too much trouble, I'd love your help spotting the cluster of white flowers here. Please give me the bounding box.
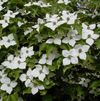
[24,1,51,7]
[44,10,77,31]
[0,69,17,94]
[0,10,19,28]
[0,34,16,48]
[20,64,49,95]
[2,46,34,69]
[58,0,71,5]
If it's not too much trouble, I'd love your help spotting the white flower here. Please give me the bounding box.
[0,77,17,94]
[20,46,34,58]
[1,34,16,48]
[24,27,33,35]
[62,30,81,47]
[0,17,9,28]
[13,56,26,69]
[20,69,33,87]
[82,25,99,46]
[31,65,49,81]
[44,14,63,31]
[2,55,16,69]
[46,38,61,45]
[61,10,77,24]
[32,1,51,8]
[31,85,44,95]
[75,44,90,60]
[3,10,19,18]
[62,49,78,66]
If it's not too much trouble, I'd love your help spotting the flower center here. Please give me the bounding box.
[79,49,82,53]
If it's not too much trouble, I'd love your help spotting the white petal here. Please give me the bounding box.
[31,87,38,95]
[38,85,44,90]
[39,73,45,81]
[71,57,78,64]
[39,58,46,64]
[19,74,27,82]
[1,84,7,90]
[6,86,13,94]
[86,38,94,46]
[79,52,86,60]
[54,38,61,45]
[46,38,54,44]
[91,34,99,40]
[31,69,39,77]
[42,66,49,75]
[89,24,96,30]
[62,37,69,44]
[82,45,90,52]
[63,58,70,66]
[19,62,26,69]
[62,50,69,57]
[10,81,17,88]
[69,39,76,47]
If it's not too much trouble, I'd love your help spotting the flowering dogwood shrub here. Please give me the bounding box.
[0,0,100,101]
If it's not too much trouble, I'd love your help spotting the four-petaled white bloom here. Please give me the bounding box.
[82,23,99,46]
[61,10,77,24]
[0,17,9,28]
[62,30,81,47]
[20,46,34,58]
[75,44,90,60]
[62,49,78,66]
[0,77,17,94]
[1,34,16,48]
[2,55,15,69]
[31,65,49,81]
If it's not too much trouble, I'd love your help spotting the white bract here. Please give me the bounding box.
[31,65,49,81]
[0,77,17,94]
[75,44,90,60]
[62,49,78,66]
[24,27,33,35]
[62,30,81,47]
[1,34,16,48]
